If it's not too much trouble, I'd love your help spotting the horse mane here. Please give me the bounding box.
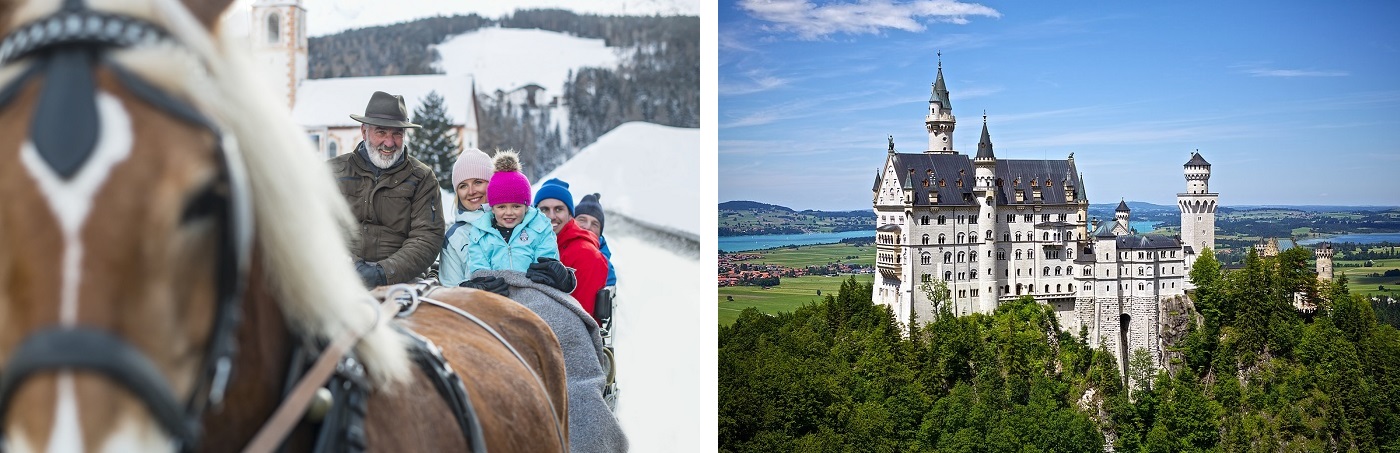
[10,0,413,387]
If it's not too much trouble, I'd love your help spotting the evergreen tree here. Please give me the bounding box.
[409,91,458,191]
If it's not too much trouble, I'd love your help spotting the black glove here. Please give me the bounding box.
[460,275,510,297]
[527,257,576,293]
[355,260,387,288]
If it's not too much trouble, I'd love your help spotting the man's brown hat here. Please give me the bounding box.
[349,91,421,129]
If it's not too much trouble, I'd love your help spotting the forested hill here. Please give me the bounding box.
[719,248,1400,451]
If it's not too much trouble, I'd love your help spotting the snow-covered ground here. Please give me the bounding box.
[536,122,701,239]
[434,27,623,95]
[607,234,704,451]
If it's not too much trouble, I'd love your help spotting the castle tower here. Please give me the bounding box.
[925,52,956,154]
[973,115,997,312]
[1114,199,1131,234]
[1316,242,1334,281]
[1178,151,1217,256]
[251,0,308,110]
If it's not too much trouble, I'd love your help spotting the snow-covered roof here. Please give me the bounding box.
[291,74,477,129]
[433,27,621,95]
[536,122,699,237]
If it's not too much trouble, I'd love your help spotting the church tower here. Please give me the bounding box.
[926,52,956,154]
[1315,243,1334,281]
[1178,151,1217,256]
[251,0,308,110]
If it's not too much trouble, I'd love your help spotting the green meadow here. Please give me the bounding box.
[719,274,874,325]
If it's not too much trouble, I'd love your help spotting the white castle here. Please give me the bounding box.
[871,58,1217,373]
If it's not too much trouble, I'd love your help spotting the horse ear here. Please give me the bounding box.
[181,0,236,29]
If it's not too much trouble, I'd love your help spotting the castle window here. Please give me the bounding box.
[1055,266,1062,276]
[921,274,931,283]
[1043,232,1050,241]
[957,251,966,263]
[945,271,952,281]
[266,12,280,44]
[1138,267,1144,275]
[969,253,977,263]
[1033,189,1041,200]
[327,140,338,158]
[1007,214,1015,223]
[1138,252,1143,259]
[1056,284,1062,292]
[938,215,946,225]
[1043,267,1050,276]
[957,232,966,243]
[958,272,966,280]
[921,253,931,265]
[1084,283,1091,291]
[921,215,929,225]
[1015,250,1023,260]
[1015,190,1025,202]
[1045,285,1050,293]
[944,252,952,263]
[1058,214,1067,222]
[971,269,978,279]
[922,234,929,245]
[998,249,1006,260]
[1024,214,1033,223]
[1016,232,1022,241]
[939,234,946,244]
[1003,233,1010,241]
[969,216,978,224]
[1139,283,1145,290]
[986,230,993,241]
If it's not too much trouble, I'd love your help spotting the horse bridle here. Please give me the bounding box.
[0,1,255,450]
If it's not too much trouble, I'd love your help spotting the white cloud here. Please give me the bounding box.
[737,0,1000,39]
[1233,62,1348,78]
[720,70,790,96]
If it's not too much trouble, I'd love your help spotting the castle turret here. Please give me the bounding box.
[926,52,956,154]
[1178,151,1218,258]
[1113,199,1131,235]
[1316,242,1334,281]
[974,115,997,312]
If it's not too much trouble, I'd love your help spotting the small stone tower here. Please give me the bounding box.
[1316,242,1334,281]
[251,0,308,110]
[926,52,956,154]
[1112,199,1131,235]
[1178,151,1217,256]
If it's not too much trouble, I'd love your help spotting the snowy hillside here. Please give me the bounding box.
[433,27,622,95]
[535,122,700,238]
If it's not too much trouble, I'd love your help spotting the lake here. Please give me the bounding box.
[1297,233,1400,246]
[719,230,875,252]
[1131,221,1159,233]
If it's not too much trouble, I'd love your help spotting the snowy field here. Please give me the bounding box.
[537,122,701,238]
[434,27,623,95]
[607,234,704,451]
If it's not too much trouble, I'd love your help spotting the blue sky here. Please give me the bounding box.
[719,1,1400,210]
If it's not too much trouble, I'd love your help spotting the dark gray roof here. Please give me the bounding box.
[1183,246,1195,254]
[1034,221,1073,228]
[872,172,881,192]
[891,153,1084,207]
[1116,234,1180,250]
[1093,221,1117,238]
[877,224,901,232]
[1115,199,1130,212]
[930,67,951,110]
[975,120,995,160]
[1184,152,1210,167]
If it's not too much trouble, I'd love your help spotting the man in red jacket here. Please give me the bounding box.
[534,178,608,323]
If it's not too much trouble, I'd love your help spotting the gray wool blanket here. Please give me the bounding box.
[476,270,628,453]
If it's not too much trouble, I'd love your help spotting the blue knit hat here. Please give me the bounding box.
[533,178,574,215]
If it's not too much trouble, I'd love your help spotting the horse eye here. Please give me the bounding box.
[181,183,227,225]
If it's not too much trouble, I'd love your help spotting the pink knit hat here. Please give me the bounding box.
[452,148,492,189]
[486,150,531,206]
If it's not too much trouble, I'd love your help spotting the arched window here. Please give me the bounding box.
[997,249,1006,260]
[957,252,966,263]
[1138,267,1144,275]
[957,232,965,243]
[327,140,339,157]
[937,215,946,225]
[969,253,977,262]
[1055,266,1062,276]
[944,252,952,264]
[1083,283,1091,291]
[1015,250,1023,260]
[1045,285,1050,293]
[1016,232,1022,241]
[938,234,946,244]
[921,253,931,265]
[1139,283,1145,290]
[1056,284,1062,292]
[944,271,952,281]
[921,215,929,225]
[1003,233,1010,241]
[922,234,930,245]
[1043,266,1050,276]
[1043,232,1050,241]
[266,13,280,44]
[970,269,978,279]
[986,230,993,241]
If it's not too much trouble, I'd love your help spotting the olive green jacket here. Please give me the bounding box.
[329,142,444,284]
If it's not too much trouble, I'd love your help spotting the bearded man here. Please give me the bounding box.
[329,91,445,287]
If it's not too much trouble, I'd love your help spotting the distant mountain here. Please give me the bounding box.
[1089,201,1177,213]
[719,200,794,212]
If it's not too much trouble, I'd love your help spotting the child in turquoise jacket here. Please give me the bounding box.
[465,151,559,277]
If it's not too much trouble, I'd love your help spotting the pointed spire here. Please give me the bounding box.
[975,113,995,160]
[1116,198,1130,212]
[903,174,914,190]
[930,52,951,110]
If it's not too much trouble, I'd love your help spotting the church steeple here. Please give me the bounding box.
[251,0,308,110]
[974,112,995,161]
[925,51,957,154]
